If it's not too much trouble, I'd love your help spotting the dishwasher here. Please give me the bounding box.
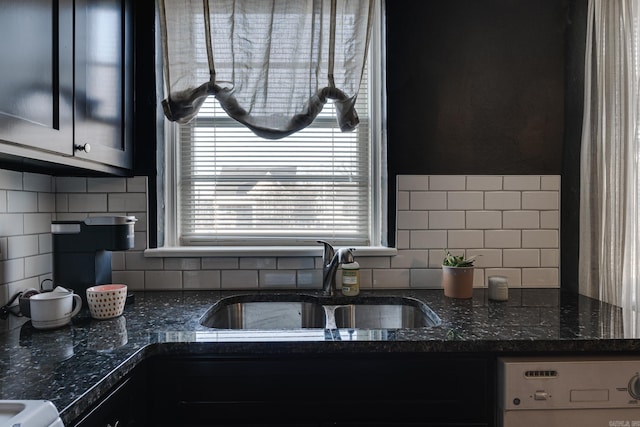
[498,356,640,427]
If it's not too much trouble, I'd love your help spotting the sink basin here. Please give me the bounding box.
[199,294,326,329]
[199,293,441,330]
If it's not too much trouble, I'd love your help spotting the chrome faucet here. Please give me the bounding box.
[318,240,355,296]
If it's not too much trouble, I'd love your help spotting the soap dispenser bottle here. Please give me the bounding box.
[341,261,360,296]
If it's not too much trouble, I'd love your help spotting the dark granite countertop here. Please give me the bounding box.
[0,288,638,425]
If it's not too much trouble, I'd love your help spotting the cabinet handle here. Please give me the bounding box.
[75,143,91,153]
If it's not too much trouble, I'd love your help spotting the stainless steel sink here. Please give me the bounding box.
[199,293,441,330]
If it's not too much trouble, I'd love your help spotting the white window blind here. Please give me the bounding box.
[178,79,371,246]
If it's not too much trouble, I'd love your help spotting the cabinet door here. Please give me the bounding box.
[74,0,133,170]
[0,0,73,155]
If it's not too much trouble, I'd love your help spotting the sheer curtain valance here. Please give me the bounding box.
[158,0,374,139]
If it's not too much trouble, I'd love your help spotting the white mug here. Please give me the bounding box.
[30,291,82,330]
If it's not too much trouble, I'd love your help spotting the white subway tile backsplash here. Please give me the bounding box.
[503,176,540,190]
[55,194,68,212]
[397,175,429,191]
[240,257,277,270]
[410,191,446,210]
[429,211,465,229]
[202,257,239,269]
[522,268,559,287]
[68,194,108,212]
[485,230,521,248]
[485,192,521,210]
[0,214,25,236]
[125,251,163,270]
[503,211,539,229]
[447,192,484,210]
[522,191,559,210]
[7,235,38,259]
[397,190,410,210]
[410,268,442,288]
[23,173,52,192]
[38,193,55,213]
[397,210,429,229]
[390,249,428,269]
[164,257,201,270]
[541,175,561,190]
[503,249,540,267]
[447,230,483,248]
[24,253,51,277]
[429,175,465,191]
[522,230,558,248]
[354,256,391,269]
[23,213,52,234]
[466,176,502,190]
[184,270,221,289]
[396,230,410,249]
[372,268,410,288]
[108,193,146,212]
[54,177,86,193]
[38,233,51,254]
[466,249,502,267]
[112,271,145,290]
[0,169,23,190]
[88,177,127,193]
[1,258,24,282]
[541,249,559,267]
[145,270,182,290]
[1,170,561,293]
[127,176,147,192]
[259,270,297,288]
[297,270,322,288]
[277,257,314,270]
[410,230,447,249]
[221,270,259,288]
[466,211,501,229]
[540,211,560,229]
[8,191,37,213]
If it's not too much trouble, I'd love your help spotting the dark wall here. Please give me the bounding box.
[386,0,566,176]
[385,0,583,292]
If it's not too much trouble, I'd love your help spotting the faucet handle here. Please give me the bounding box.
[317,240,335,261]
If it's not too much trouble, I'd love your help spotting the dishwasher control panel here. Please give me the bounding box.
[499,356,640,410]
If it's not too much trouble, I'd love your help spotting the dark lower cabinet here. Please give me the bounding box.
[145,353,494,427]
[72,362,147,427]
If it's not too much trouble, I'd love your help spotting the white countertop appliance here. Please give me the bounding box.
[498,356,640,427]
[0,400,63,427]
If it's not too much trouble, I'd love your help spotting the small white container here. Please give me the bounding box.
[341,261,360,296]
[488,276,508,301]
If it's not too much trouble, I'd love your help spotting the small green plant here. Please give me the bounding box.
[442,250,477,267]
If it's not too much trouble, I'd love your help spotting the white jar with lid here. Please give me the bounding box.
[488,276,508,301]
[341,261,360,296]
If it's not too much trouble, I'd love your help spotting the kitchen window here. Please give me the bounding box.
[159,0,387,252]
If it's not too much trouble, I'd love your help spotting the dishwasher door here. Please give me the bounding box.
[498,356,640,427]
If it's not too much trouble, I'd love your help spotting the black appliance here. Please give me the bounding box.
[52,216,136,303]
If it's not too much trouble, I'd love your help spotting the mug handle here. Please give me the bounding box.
[70,294,82,317]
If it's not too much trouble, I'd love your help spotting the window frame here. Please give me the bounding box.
[156,0,389,255]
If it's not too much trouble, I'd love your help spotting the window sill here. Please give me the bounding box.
[144,246,398,258]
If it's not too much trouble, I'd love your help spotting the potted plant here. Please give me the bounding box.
[442,251,477,299]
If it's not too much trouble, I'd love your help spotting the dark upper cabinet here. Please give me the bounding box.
[0,0,133,175]
[0,0,74,156]
[74,0,133,171]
